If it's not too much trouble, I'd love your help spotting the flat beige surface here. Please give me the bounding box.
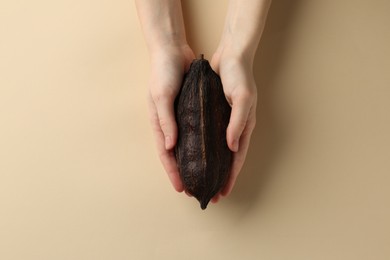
[1,0,390,259]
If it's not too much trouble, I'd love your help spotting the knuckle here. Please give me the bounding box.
[249,118,257,131]
[237,120,248,131]
[237,88,257,102]
[158,149,165,159]
[150,86,177,104]
[149,113,160,129]
[229,120,246,136]
[243,119,256,136]
[159,118,169,129]
[158,151,168,163]
[150,89,165,104]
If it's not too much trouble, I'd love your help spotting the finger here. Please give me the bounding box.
[159,149,184,192]
[152,93,178,150]
[148,99,184,192]
[185,190,193,197]
[221,114,256,197]
[226,96,253,152]
[211,194,220,204]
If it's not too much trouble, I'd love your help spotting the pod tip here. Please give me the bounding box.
[200,199,210,210]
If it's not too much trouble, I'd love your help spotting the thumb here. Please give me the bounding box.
[154,95,178,150]
[226,98,252,152]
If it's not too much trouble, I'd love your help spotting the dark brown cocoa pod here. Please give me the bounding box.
[175,54,232,210]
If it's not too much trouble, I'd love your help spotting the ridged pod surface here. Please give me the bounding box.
[175,55,232,210]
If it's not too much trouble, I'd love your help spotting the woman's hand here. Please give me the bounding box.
[210,47,258,202]
[148,45,195,192]
[135,0,195,192]
[207,0,271,203]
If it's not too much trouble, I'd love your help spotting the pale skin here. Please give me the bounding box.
[135,0,271,203]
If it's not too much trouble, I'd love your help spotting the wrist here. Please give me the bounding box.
[149,43,195,74]
[149,42,192,60]
[215,40,257,67]
[136,0,189,58]
[147,36,188,55]
[212,42,255,75]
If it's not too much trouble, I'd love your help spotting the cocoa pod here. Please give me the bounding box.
[175,54,232,210]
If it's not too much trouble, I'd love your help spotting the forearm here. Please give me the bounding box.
[218,0,272,64]
[135,0,188,53]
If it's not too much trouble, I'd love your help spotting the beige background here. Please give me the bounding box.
[1,0,390,259]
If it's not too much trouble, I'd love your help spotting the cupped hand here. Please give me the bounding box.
[148,45,195,192]
[210,48,258,203]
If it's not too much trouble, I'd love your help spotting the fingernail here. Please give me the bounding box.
[165,136,172,149]
[232,139,239,152]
